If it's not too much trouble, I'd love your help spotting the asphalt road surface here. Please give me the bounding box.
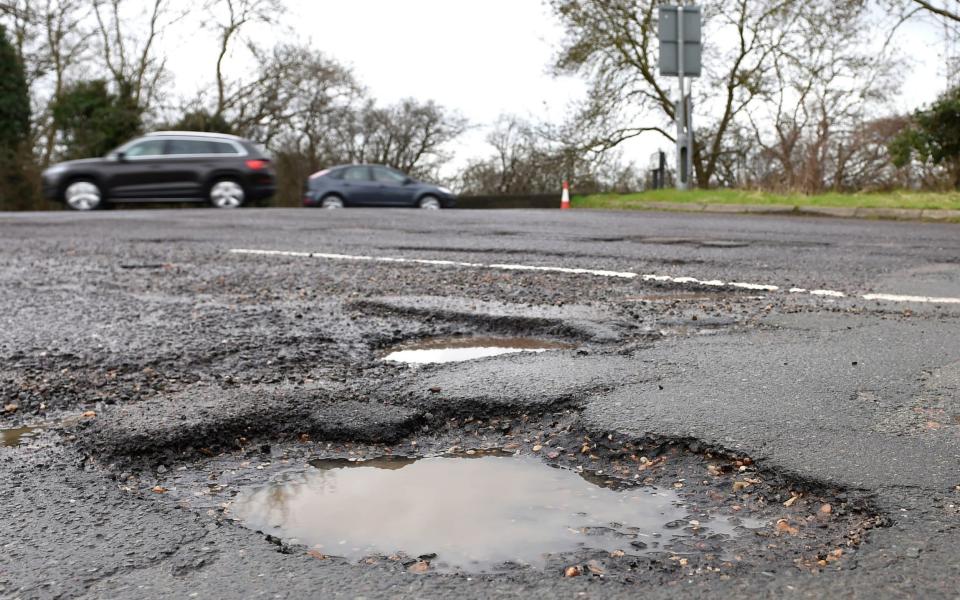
[1,208,958,599]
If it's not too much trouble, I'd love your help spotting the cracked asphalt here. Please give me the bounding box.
[1,208,959,599]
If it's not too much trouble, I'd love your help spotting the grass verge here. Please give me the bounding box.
[573,189,960,211]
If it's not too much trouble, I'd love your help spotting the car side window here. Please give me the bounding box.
[124,140,166,158]
[208,142,240,154]
[372,167,407,183]
[166,139,214,155]
[343,167,372,181]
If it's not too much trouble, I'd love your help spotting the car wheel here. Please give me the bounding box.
[64,180,103,211]
[418,196,441,210]
[322,196,344,209]
[209,179,245,209]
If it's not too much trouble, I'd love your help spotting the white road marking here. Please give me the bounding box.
[486,263,637,279]
[730,282,780,291]
[810,290,846,297]
[228,248,960,306]
[229,248,484,268]
[862,293,960,304]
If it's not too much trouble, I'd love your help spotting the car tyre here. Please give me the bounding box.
[209,179,245,209]
[322,196,344,209]
[418,195,441,210]
[64,179,104,211]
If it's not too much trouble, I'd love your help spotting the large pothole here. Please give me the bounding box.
[227,452,762,573]
[138,413,883,581]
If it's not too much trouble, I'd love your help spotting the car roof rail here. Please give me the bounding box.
[147,131,243,140]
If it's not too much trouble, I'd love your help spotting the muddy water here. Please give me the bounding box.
[230,455,753,573]
[0,426,40,447]
[383,337,574,365]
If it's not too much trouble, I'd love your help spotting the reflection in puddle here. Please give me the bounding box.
[383,337,574,365]
[231,455,756,573]
[0,426,40,447]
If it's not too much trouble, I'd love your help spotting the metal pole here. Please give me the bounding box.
[686,95,694,188]
[676,5,687,191]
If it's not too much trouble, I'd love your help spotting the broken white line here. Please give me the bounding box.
[228,248,960,306]
[486,263,637,279]
[861,293,960,304]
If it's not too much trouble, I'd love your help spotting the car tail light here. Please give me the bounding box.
[245,159,269,170]
[309,169,329,180]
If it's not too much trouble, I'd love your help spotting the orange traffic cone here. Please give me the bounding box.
[561,181,570,210]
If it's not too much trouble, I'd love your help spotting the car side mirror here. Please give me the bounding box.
[116,151,127,163]
[403,177,413,185]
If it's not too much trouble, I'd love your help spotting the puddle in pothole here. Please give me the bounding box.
[0,426,41,447]
[229,454,758,573]
[382,336,575,365]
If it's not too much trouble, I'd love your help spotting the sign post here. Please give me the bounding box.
[648,151,666,189]
[658,5,701,190]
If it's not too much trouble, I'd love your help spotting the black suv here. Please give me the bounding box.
[41,132,276,210]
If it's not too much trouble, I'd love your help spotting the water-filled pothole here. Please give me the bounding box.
[0,426,40,447]
[382,337,575,365]
[229,454,759,573]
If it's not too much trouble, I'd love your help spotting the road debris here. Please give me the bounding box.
[407,561,430,574]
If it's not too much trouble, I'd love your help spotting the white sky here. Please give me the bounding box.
[162,1,954,177]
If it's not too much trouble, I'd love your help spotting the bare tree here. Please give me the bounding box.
[550,0,803,187]
[911,0,960,22]
[220,44,360,204]
[318,98,466,179]
[91,0,181,111]
[39,1,94,163]
[745,1,900,192]
[203,0,284,119]
[358,99,467,177]
[0,1,95,165]
[457,115,641,195]
[230,44,360,146]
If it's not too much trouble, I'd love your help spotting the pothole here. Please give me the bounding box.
[382,337,575,365]
[138,415,882,582]
[1,426,41,447]
[228,452,761,573]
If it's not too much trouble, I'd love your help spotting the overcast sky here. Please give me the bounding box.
[163,1,954,175]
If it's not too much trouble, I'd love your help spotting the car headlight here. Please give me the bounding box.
[437,186,453,195]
